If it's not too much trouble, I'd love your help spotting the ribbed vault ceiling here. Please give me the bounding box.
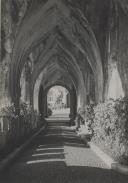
[10,0,104,104]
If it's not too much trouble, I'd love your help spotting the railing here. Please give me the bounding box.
[0,114,41,152]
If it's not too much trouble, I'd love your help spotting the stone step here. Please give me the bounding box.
[47,120,70,127]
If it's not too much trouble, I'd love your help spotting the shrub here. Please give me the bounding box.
[85,105,95,131]
[0,103,17,118]
[77,105,95,129]
[0,102,42,159]
[77,107,86,124]
[92,98,128,165]
[47,108,52,116]
[19,102,32,123]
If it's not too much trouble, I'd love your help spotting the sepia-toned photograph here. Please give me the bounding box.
[0,0,128,182]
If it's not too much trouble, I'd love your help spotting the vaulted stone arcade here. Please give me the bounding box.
[0,0,128,181]
[1,0,128,111]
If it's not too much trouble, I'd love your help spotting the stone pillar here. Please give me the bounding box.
[42,93,48,118]
[0,1,13,109]
[107,63,124,99]
[70,87,77,125]
[38,85,45,120]
[104,1,126,100]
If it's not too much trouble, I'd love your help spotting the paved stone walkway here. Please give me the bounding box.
[0,125,128,183]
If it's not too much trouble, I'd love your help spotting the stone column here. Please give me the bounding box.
[0,0,13,109]
[70,87,77,125]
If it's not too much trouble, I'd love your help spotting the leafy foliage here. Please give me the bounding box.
[0,101,39,135]
[0,103,16,118]
[77,98,128,165]
[77,105,95,130]
[92,98,128,165]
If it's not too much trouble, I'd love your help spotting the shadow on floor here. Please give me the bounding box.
[1,162,128,183]
[0,126,128,183]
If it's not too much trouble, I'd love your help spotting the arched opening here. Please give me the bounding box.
[47,86,70,118]
[38,83,77,125]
